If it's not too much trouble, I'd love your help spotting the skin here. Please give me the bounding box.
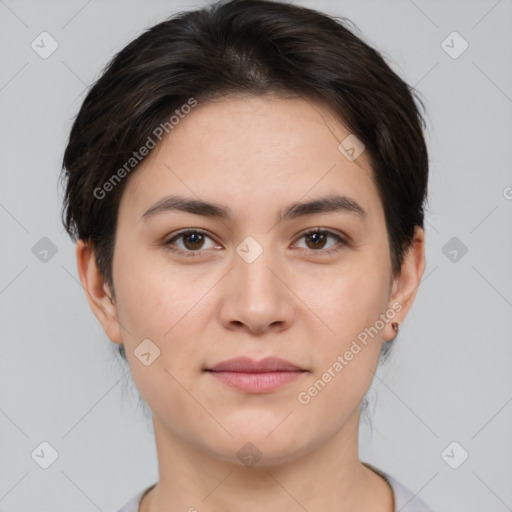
[76,94,425,512]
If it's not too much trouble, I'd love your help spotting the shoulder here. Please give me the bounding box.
[385,472,433,511]
[364,462,434,512]
[115,472,434,512]
[115,483,156,512]
[115,491,141,512]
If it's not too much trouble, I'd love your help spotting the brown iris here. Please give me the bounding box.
[304,231,328,250]
[182,232,205,250]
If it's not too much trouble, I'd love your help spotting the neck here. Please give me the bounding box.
[141,410,394,512]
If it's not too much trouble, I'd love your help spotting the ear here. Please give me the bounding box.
[384,226,426,341]
[75,239,123,345]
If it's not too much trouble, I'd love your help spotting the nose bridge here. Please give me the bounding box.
[234,237,283,302]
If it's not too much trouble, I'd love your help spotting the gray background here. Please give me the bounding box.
[1,0,511,510]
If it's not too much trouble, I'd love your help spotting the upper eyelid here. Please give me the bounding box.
[166,229,218,245]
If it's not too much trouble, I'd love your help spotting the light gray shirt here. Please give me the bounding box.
[115,465,432,511]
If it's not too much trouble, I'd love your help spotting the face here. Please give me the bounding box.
[78,94,424,466]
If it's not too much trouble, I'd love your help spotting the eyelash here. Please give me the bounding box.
[162,228,349,258]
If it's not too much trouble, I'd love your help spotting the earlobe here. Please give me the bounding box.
[75,239,123,344]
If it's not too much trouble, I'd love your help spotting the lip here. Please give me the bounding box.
[208,356,304,373]
[205,357,307,393]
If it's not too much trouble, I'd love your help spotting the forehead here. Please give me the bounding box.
[118,94,381,223]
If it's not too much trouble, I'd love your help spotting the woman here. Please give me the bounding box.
[60,0,432,510]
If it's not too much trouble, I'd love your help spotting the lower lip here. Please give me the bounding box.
[207,371,306,393]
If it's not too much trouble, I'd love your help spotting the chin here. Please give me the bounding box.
[201,426,313,468]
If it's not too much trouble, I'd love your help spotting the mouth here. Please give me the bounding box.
[204,356,308,393]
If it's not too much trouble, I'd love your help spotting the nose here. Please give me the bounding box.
[218,247,294,335]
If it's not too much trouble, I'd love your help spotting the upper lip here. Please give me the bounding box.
[207,357,305,373]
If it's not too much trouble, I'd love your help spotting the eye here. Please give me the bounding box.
[163,229,219,257]
[294,228,348,254]
[163,228,349,258]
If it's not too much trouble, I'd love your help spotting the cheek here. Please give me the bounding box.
[114,246,188,332]
[297,271,388,413]
[300,262,390,336]
[114,252,215,374]
[297,263,390,402]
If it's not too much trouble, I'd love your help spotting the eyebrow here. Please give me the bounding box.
[140,194,367,223]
